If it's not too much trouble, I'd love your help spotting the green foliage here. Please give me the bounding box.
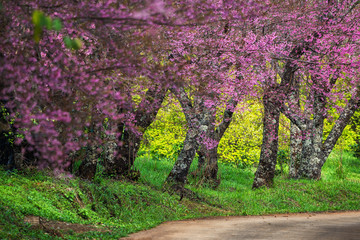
[63,36,83,50]
[0,104,23,146]
[32,10,62,43]
[0,204,59,240]
[141,100,291,168]
[140,97,187,160]
[31,10,82,50]
[276,149,290,176]
[0,166,195,239]
[52,18,62,31]
[350,143,360,158]
[218,103,262,167]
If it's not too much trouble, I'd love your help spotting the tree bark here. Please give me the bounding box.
[288,77,302,178]
[298,90,360,179]
[166,88,210,186]
[194,98,237,185]
[253,46,303,188]
[0,111,15,170]
[167,127,203,185]
[296,88,326,179]
[253,87,280,188]
[103,87,167,178]
[282,80,360,180]
[289,122,302,178]
[78,145,98,180]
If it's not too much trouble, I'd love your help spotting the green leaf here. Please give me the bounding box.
[32,10,44,26]
[63,36,72,49]
[64,37,83,50]
[39,14,48,28]
[44,16,52,30]
[52,18,62,31]
[72,38,83,50]
[33,26,42,43]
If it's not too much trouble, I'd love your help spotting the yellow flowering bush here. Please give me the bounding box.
[140,97,357,166]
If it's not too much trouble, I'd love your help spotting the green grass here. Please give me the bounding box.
[135,151,360,215]
[1,151,360,239]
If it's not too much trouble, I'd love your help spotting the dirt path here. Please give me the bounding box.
[122,211,360,240]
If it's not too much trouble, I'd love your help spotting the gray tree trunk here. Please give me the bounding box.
[253,45,303,188]
[288,77,302,178]
[253,87,280,188]
[195,98,237,185]
[104,87,167,178]
[77,87,166,180]
[168,90,237,187]
[78,144,98,180]
[282,82,360,180]
[296,89,326,179]
[298,90,360,179]
[166,88,211,186]
[289,122,302,178]
[166,127,203,185]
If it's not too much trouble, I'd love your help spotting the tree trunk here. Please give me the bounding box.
[289,122,302,178]
[103,87,167,179]
[288,76,302,178]
[167,127,202,185]
[193,98,237,186]
[298,90,360,179]
[296,90,326,179]
[104,128,142,179]
[253,45,304,188]
[0,115,15,170]
[282,77,360,180]
[194,120,220,187]
[197,146,206,171]
[166,88,212,186]
[78,145,98,180]
[253,88,280,188]
[202,146,219,182]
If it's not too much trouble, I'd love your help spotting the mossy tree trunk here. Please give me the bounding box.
[194,98,237,186]
[288,77,302,178]
[253,87,280,188]
[167,85,238,188]
[253,45,303,188]
[78,87,166,180]
[105,87,167,178]
[296,90,360,179]
[166,87,210,186]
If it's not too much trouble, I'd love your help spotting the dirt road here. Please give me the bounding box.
[122,211,360,240]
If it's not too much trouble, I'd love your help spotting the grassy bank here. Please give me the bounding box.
[0,151,360,239]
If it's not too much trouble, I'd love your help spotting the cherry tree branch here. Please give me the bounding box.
[214,98,238,141]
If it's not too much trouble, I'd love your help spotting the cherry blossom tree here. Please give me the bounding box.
[253,0,360,187]
[0,0,171,172]
[2,0,358,189]
[0,0,267,176]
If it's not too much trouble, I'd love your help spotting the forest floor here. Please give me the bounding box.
[123,211,360,240]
